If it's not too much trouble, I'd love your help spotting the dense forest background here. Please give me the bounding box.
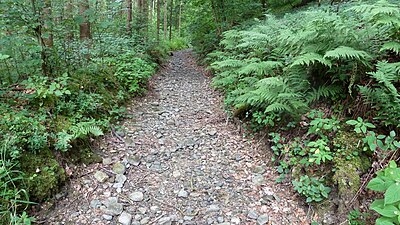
[1,0,400,224]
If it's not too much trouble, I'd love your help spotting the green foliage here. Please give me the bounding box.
[346,117,376,135]
[292,175,331,203]
[348,209,371,225]
[0,138,35,225]
[367,161,400,225]
[208,0,400,129]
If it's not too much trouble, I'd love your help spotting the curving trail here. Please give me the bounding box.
[38,50,309,225]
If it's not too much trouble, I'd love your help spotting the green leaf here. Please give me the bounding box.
[361,126,367,134]
[376,217,396,225]
[385,183,400,205]
[374,204,398,218]
[367,177,387,191]
[346,120,358,125]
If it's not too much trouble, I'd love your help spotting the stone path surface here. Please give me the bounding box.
[38,50,309,224]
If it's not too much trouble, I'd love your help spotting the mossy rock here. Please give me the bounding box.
[332,131,371,217]
[66,146,102,165]
[20,149,66,202]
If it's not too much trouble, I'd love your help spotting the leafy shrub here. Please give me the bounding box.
[292,175,331,203]
[367,161,400,225]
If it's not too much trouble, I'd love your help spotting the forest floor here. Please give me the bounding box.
[36,50,309,225]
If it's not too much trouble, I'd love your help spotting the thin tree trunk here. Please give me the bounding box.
[169,0,173,41]
[65,0,74,40]
[79,0,91,40]
[127,0,133,35]
[143,0,148,34]
[157,0,161,42]
[42,0,53,48]
[163,0,168,40]
[178,0,182,37]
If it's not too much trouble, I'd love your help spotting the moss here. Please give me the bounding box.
[332,131,371,216]
[66,146,102,165]
[19,149,66,202]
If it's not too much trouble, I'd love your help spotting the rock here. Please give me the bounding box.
[129,191,144,202]
[208,128,217,136]
[231,217,240,224]
[218,223,230,225]
[94,171,109,183]
[172,170,181,178]
[102,214,113,221]
[183,216,194,221]
[150,205,160,212]
[128,154,141,166]
[138,207,147,214]
[158,217,171,225]
[257,214,269,225]
[101,197,123,216]
[252,174,266,186]
[118,212,132,225]
[140,217,150,224]
[178,189,188,198]
[112,162,126,174]
[115,174,127,184]
[102,157,112,165]
[206,204,220,213]
[253,165,265,174]
[217,216,224,223]
[90,199,101,208]
[248,210,258,219]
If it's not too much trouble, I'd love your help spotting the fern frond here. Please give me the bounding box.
[324,46,371,61]
[381,42,400,55]
[291,53,332,68]
[306,85,342,103]
[210,59,244,70]
[238,61,283,76]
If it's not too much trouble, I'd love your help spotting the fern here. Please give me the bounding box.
[238,61,283,76]
[306,85,342,103]
[324,46,371,61]
[380,42,400,55]
[290,53,332,68]
[360,61,400,127]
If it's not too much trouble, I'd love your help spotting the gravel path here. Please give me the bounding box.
[38,50,309,225]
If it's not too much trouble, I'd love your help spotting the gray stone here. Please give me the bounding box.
[101,197,123,216]
[90,199,101,208]
[138,207,147,214]
[118,212,132,225]
[115,174,127,185]
[158,217,171,225]
[129,191,144,202]
[208,128,217,136]
[231,217,241,224]
[217,216,224,223]
[172,170,181,178]
[252,174,266,186]
[253,166,265,174]
[140,217,150,224]
[206,204,220,213]
[248,210,258,219]
[102,214,113,221]
[178,189,188,198]
[103,157,112,165]
[218,223,230,225]
[183,216,194,221]
[257,214,269,225]
[112,162,126,174]
[128,155,141,166]
[94,171,109,183]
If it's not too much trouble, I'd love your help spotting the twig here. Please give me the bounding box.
[153,197,184,215]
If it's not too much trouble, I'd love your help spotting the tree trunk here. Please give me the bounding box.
[178,0,182,37]
[127,0,133,35]
[163,0,168,40]
[260,0,267,10]
[79,0,91,40]
[157,0,161,42]
[143,0,148,34]
[65,0,74,40]
[169,0,173,41]
[42,0,53,48]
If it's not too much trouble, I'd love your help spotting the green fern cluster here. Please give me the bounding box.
[209,0,400,127]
